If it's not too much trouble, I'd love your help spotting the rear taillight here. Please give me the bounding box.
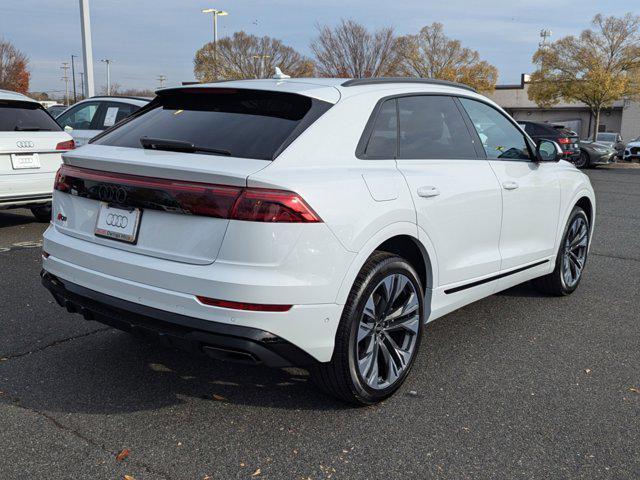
[56,140,75,150]
[196,296,292,312]
[230,188,321,223]
[53,164,322,223]
[558,137,570,144]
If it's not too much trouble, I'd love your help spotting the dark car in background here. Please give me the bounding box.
[518,121,580,163]
[47,104,67,117]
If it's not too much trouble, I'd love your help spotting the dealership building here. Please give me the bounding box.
[486,74,640,141]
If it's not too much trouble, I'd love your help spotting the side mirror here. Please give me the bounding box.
[536,139,562,162]
[64,125,73,132]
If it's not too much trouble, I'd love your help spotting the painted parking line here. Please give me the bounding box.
[0,240,43,253]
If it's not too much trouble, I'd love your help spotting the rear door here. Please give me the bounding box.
[458,97,560,271]
[56,101,102,146]
[392,95,503,287]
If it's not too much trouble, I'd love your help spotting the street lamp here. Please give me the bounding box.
[101,59,112,95]
[202,8,228,79]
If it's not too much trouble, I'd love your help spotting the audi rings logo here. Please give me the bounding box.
[106,213,129,229]
[16,140,35,148]
[98,184,128,204]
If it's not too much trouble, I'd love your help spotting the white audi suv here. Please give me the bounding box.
[1,90,75,221]
[41,78,595,404]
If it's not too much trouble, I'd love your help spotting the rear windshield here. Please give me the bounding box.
[93,89,332,160]
[0,100,62,132]
[597,133,616,142]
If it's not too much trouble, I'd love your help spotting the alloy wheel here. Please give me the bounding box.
[562,215,588,288]
[356,273,420,390]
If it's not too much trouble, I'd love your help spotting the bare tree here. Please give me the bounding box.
[0,38,29,93]
[397,23,498,91]
[529,14,640,138]
[311,20,400,77]
[194,31,314,82]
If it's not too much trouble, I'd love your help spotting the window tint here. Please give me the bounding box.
[460,98,531,160]
[533,124,553,136]
[0,101,61,132]
[397,96,476,159]
[57,102,100,130]
[364,99,397,158]
[94,89,331,160]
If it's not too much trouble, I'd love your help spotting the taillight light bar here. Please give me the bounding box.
[56,140,75,151]
[54,164,322,223]
[196,296,292,312]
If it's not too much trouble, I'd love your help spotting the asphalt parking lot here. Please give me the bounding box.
[0,166,638,480]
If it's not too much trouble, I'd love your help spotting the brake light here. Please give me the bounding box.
[54,166,70,192]
[196,296,292,312]
[56,140,75,150]
[230,188,321,223]
[53,165,322,223]
[558,137,570,144]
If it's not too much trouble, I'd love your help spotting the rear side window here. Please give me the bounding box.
[398,96,476,159]
[0,100,61,132]
[364,99,397,158]
[94,89,332,160]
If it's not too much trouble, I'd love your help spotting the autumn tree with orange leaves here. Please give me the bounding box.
[0,39,29,93]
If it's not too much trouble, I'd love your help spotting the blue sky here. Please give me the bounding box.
[1,0,633,95]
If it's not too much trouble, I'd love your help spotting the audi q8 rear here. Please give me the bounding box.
[43,78,593,404]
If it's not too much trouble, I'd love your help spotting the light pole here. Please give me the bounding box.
[79,72,85,98]
[61,62,70,106]
[202,8,228,79]
[79,0,95,97]
[70,55,78,103]
[101,59,112,95]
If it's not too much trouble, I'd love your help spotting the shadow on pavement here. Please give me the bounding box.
[0,209,35,229]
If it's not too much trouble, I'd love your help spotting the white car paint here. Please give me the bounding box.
[42,78,595,363]
[55,96,148,146]
[0,89,73,211]
[623,138,640,161]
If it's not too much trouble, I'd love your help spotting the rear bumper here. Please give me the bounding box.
[41,270,320,367]
[0,193,51,209]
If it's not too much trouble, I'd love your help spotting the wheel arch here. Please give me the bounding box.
[334,222,437,306]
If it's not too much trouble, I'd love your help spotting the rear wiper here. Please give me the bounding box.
[140,137,231,156]
[14,126,51,131]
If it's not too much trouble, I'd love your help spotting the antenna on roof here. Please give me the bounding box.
[273,67,290,80]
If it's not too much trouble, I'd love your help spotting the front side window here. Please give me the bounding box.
[0,100,61,132]
[460,98,531,161]
[397,96,476,160]
[57,102,100,130]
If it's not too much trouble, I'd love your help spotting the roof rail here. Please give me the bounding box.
[341,77,477,93]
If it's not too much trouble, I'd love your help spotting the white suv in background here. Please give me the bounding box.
[42,78,595,404]
[0,90,74,221]
[55,96,149,147]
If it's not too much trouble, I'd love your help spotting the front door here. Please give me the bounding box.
[459,97,561,271]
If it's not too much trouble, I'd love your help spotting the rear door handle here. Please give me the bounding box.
[502,181,519,190]
[417,186,440,197]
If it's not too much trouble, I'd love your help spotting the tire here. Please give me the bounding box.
[575,151,590,169]
[532,206,589,296]
[311,251,424,405]
[30,205,52,223]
